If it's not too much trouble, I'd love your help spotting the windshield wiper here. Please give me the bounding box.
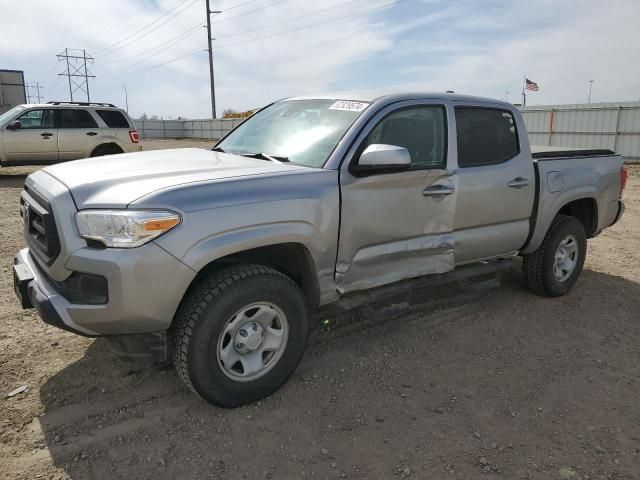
[211,146,226,153]
[241,152,290,163]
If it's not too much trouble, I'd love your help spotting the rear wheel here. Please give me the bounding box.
[169,264,310,408]
[90,144,123,157]
[522,214,587,297]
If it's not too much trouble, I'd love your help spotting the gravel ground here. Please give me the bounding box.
[0,157,639,480]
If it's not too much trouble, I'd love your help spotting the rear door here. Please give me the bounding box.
[3,109,58,163]
[95,109,136,152]
[336,101,458,293]
[452,104,535,264]
[57,109,100,160]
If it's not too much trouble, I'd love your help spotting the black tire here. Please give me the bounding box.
[169,264,310,408]
[522,214,587,297]
[90,144,122,157]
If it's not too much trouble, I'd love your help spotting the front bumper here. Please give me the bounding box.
[13,245,195,336]
[14,249,94,336]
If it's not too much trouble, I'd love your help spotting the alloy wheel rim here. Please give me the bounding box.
[553,234,578,282]
[216,302,289,382]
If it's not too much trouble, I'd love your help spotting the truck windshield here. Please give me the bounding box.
[0,105,25,127]
[216,99,370,168]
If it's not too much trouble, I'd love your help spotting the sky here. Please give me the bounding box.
[1,0,639,119]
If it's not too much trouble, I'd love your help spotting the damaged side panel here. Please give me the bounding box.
[336,170,458,293]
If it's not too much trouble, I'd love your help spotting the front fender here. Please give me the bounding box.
[149,172,341,304]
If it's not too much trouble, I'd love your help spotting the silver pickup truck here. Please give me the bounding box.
[13,92,626,407]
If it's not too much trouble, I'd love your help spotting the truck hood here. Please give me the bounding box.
[42,148,309,209]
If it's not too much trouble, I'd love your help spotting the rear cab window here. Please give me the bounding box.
[96,110,131,128]
[455,107,519,167]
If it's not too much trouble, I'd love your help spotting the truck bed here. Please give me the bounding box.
[522,148,624,255]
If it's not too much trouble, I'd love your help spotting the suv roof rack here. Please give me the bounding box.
[47,101,117,107]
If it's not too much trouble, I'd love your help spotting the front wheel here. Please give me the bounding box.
[169,264,310,408]
[522,214,587,297]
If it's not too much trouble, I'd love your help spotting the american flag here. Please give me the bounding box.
[525,78,539,91]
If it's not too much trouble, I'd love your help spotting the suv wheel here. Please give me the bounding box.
[91,144,123,157]
[522,214,587,297]
[169,264,310,408]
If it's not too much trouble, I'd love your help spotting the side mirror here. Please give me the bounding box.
[6,120,21,130]
[351,144,411,175]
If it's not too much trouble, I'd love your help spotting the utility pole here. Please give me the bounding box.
[205,0,221,119]
[123,84,129,113]
[588,80,595,104]
[505,91,509,102]
[57,48,95,102]
[25,82,43,103]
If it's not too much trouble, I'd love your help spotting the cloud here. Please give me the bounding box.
[1,0,638,117]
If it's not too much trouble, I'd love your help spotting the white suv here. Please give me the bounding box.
[0,101,141,166]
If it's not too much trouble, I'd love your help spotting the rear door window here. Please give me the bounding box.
[96,110,131,128]
[59,109,99,129]
[455,107,519,167]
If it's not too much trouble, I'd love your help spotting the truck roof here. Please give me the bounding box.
[287,90,513,107]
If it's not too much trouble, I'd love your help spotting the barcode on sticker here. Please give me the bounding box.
[329,101,369,112]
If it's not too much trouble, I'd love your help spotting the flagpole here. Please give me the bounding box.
[522,74,526,107]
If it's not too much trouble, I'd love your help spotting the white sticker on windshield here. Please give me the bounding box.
[329,100,369,112]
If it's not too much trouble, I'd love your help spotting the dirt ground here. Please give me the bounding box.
[1,151,639,480]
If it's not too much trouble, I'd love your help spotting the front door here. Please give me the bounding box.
[336,102,458,294]
[3,109,58,163]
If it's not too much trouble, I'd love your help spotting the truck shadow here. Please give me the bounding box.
[36,266,640,479]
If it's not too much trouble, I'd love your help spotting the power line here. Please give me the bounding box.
[211,0,292,25]
[100,22,203,67]
[95,0,199,57]
[40,64,60,87]
[215,0,366,40]
[223,0,262,12]
[99,2,155,39]
[101,46,204,79]
[103,0,408,79]
[214,0,409,50]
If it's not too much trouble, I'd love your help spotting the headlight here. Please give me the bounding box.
[75,210,181,248]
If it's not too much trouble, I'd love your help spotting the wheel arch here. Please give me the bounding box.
[177,242,321,316]
[90,142,124,157]
[556,197,598,238]
[522,194,599,254]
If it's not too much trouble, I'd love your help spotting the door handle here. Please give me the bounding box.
[508,177,529,188]
[41,132,53,138]
[86,131,98,136]
[423,185,455,197]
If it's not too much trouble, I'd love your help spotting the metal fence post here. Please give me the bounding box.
[613,106,622,154]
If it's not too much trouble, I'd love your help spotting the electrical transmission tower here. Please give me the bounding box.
[25,82,44,103]
[57,48,95,102]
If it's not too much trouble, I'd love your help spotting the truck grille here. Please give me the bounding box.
[20,186,61,265]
